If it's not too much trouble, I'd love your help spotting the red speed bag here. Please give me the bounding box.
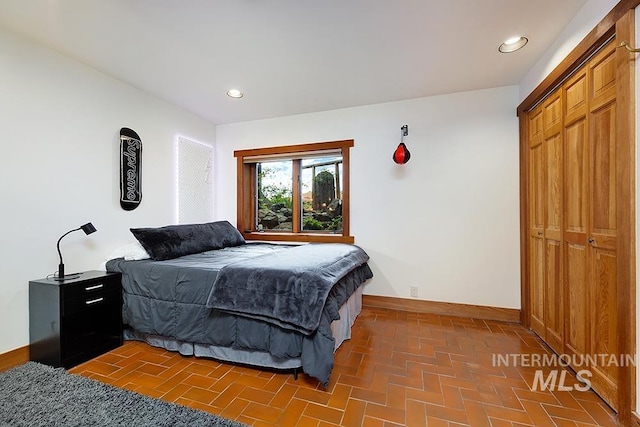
[393,142,411,164]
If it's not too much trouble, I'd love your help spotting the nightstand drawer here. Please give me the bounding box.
[63,277,120,300]
[63,287,120,316]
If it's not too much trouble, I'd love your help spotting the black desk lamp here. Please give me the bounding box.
[55,222,97,281]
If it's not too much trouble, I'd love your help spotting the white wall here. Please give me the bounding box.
[0,28,216,354]
[216,86,521,309]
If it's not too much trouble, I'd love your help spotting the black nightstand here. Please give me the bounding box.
[29,270,123,368]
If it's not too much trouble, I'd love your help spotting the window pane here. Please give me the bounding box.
[257,160,293,231]
[301,156,343,232]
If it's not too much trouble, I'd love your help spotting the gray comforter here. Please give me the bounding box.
[206,243,370,334]
[105,243,372,386]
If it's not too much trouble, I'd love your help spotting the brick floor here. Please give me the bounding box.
[70,306,619,426]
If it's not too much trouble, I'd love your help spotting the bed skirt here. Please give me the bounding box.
[123,286,364,371]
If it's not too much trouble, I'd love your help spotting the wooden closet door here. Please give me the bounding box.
[542,94,563,353]
[587,42,618,409]
[528,106,545,338]
[562,41,618,410]
[563,68,589,367]
[521,12,635,418]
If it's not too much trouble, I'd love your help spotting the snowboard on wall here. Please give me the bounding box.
[119,127,142,211]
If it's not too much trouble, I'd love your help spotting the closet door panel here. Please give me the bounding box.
[590,103,617,247]
[543,94,563,352]
[564,112,589,363]
[530,144,545,232]
[545,96,563,241]
[528,106,545,336]
[590,248,618,407]
[588,46,617,408]
[545,134,562,237]
[565,243,588,357]
[544,94,562,139]
[589,47,616,111]
[544,240,562,352]
[564,120,588,239]
[565,73,587,125]
[529,138,545,337]
[530,235,545,336]
[529,107,544,144]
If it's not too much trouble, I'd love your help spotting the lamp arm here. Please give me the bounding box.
[56,227,81,265]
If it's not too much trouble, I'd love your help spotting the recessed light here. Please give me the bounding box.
[226,89,244,98]
[498,36,528,53]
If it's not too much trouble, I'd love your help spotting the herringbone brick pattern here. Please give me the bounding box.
[71,307,618,426]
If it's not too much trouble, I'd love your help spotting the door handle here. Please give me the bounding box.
[588,237,594,244]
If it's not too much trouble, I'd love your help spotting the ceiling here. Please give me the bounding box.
[0,0,587,124]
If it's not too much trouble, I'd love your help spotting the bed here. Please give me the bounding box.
[105,221,372,386]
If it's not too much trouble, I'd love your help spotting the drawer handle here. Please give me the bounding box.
[85,284,104,291]
[85,297,104,305]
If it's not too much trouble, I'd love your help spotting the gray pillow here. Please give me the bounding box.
[130,220,245,261]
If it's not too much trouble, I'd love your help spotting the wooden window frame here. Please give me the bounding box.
[235,140,354,244]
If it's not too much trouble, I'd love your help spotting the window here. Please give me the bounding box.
[235,140,354,243]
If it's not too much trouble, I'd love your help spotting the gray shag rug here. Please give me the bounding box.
[0,362,247,427]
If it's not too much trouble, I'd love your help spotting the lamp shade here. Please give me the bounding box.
[80,223,97,235]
